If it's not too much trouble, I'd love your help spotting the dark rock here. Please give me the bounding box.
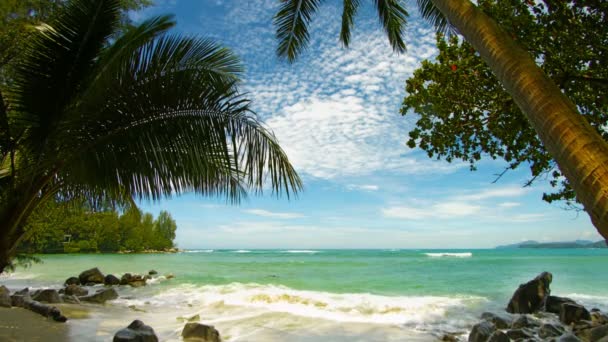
[505,328,534,340]
[79,267,105,284]
[64,276,80,286]
[592,311,608,326]
[481,312,513,329]
[60,294,81,304]
[441,333,459,341]
[80,288,118,304]
[11,294,30,307]
[165,273,175,279]
[589,324,608,341]
[120,273,133,285]
[506,271,552,314]
[546,296,577,314]
[25,300,67,322]
[148,270,157,275]
[120,273,146,287]
[105,274,120,286]
[0,285,11,307]
[468,321,495,342]
[487,330,510,342]
[561,303,591,325]
[539,323,565,339]
[32,289,62,303]
[113,320,158,342]
[181,323,221,342]
[558,333,583,342]
[512,314,541,329]
[64,284,88,296]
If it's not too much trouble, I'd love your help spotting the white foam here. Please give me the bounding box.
[183,249,214,253]
[424,252,472,258]
[565,293,608,311]
[283,250,319,254]
[233,250,251,253]
[112,282,484,326]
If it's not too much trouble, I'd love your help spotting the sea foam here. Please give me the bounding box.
[283,250,319,254]
[424,252,473,258]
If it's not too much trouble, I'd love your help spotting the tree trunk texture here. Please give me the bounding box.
[431,0,608,240]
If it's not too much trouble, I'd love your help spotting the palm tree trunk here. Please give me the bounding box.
[430,0,608,241]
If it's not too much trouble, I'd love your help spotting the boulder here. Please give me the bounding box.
[113,320,158,342]
[487,330,509,342]
[592,311,608,326]
[64,284,88,296]
[539,323,565,339]
[64,276,80,286]
[468,321,495,342]
[166,273,175,279]
[80,288,118,304]
[561,303,591,325]
[481,312,513,329]
[558,333,583,342]
[32,289,62,303]
[105,274,120,286]
[505,328,534,340]
[546,296,577,314]
[79,267,105,284]
[181,323,221,342]
[441,333,459,341]
[506,271,552,314]
[148,270,158,276]
[512,314,540,329]
[589,324,608,341]
[25,300,67,322]
[120,273,133,285]
[120,273,146,287]
[0,285,11,307]
[10,288,31,308]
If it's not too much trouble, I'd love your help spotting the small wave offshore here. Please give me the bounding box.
[424,252,473,258]
[183,249,214,253]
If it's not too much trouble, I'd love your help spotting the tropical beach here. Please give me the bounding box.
[1,0,607,341]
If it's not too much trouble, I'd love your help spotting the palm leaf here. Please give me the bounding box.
[340,0,360,47]
[373,0,408,53]
[416,0,453,36]
[274,0,323,62]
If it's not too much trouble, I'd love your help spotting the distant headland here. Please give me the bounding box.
[496,240,607,249]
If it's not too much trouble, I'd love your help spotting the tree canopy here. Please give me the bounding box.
[401,0,607,207]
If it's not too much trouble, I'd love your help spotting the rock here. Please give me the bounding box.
[79,267,105,284]
[561,303,591,325]
[11,294,30,307]
[481,312,513,329]
[546,296,577,314]
[181,323,221,342]
[120,273,146,287]
[80,288,118,304]
[505,328,534,340]
[148,270,158,275]
[120,273,133,285]
[64,284,88,296]
[177,314,201,323]
[25,300,67,322]
[512,314,541,329]
[558,333,583,342]
[592,311,608,326]
[468,321,495,342]
[61,294,81,304]
[64,276,80,286]
[487,330,509,342]
[165,273,175,279]
[588,324,608,341]
[441,333,459,341]
[113,320,158,342]
[539,323,565,339]
[32,289,62,303]
[506,271,552,314]
[105,274,121,286]
[0,285,11,307]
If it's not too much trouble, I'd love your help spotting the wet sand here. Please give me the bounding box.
[0,307,69,342]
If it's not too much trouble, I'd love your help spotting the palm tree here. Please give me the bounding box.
[273,0,608,241]
[0,0,302,273]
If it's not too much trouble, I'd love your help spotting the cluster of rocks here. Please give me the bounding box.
[0,285,67,322]
[460,272,608,342]
[113,319,221,342]
[67,267,173,288]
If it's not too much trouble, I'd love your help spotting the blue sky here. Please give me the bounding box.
[135,0,600,249]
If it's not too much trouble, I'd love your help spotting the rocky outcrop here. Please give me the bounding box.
[539,323,565,339]
[468,321,495,342]
[487,330,509,342]
[512,314,540,329]
[181,323,221,342]
[80,288,118,304]
[64,276,80,286]
[480,312,512,329]
[148,270,157,275]
[113,320,158,342]
[120,273,147,287]
[546,295,577,314]
[10,288,31,307]
[105,274,121,286]
[0,285,11,307]
[32,289,62,303]
[506,271,552,314]
[560,303,591,325]
[64,284,88,296]
[79,267,105,284]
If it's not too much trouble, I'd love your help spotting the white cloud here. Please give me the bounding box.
[347,184,379,191]
[499,202,521,208]
[383,202,481,220]
[456,186,529,201]
[244,209,305,219]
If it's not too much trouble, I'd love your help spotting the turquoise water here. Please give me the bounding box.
[3,249,608,341]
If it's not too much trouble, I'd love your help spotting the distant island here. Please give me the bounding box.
[496,240,607,249]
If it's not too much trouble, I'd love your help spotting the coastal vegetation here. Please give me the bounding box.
[0,0,302,273]
[272,0,608,241]
[17,200,177,254]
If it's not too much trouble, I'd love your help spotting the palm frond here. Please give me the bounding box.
[274,0,323,62]
[416,0,453,36]
[340,0,360,47]
[373,0,408,53]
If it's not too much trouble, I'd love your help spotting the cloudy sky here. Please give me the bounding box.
[136,0,600,249]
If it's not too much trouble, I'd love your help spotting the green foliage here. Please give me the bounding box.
[19,200,178,253]
[401,0,608,207]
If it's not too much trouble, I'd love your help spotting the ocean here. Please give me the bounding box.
[2,249,607,341]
